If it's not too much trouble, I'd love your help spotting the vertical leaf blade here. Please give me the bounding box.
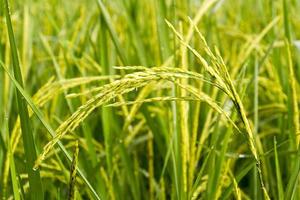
[3,1,43,199]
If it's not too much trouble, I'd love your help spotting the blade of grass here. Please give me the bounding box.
[283,0,291,43]
[171,2,183,199]
[95,0,127,64]
[284,40,300,200]
[274,137,284,200]
[5,115,21,200]
[98,14,121,200]
[99,14,114,174]
[154,0,171,62]
[285,146,300,200]
[0,43,4,133]
[283,0,300,197]
[3,0,44,199]
[21,4,31,80]
[253,55,259,199]
[177,22,189,198]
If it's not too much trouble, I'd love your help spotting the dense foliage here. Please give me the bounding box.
[0,0,300,199]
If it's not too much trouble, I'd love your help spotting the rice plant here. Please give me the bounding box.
[0,0,300,199]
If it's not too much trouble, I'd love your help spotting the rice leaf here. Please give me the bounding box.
[3,0,43,198]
